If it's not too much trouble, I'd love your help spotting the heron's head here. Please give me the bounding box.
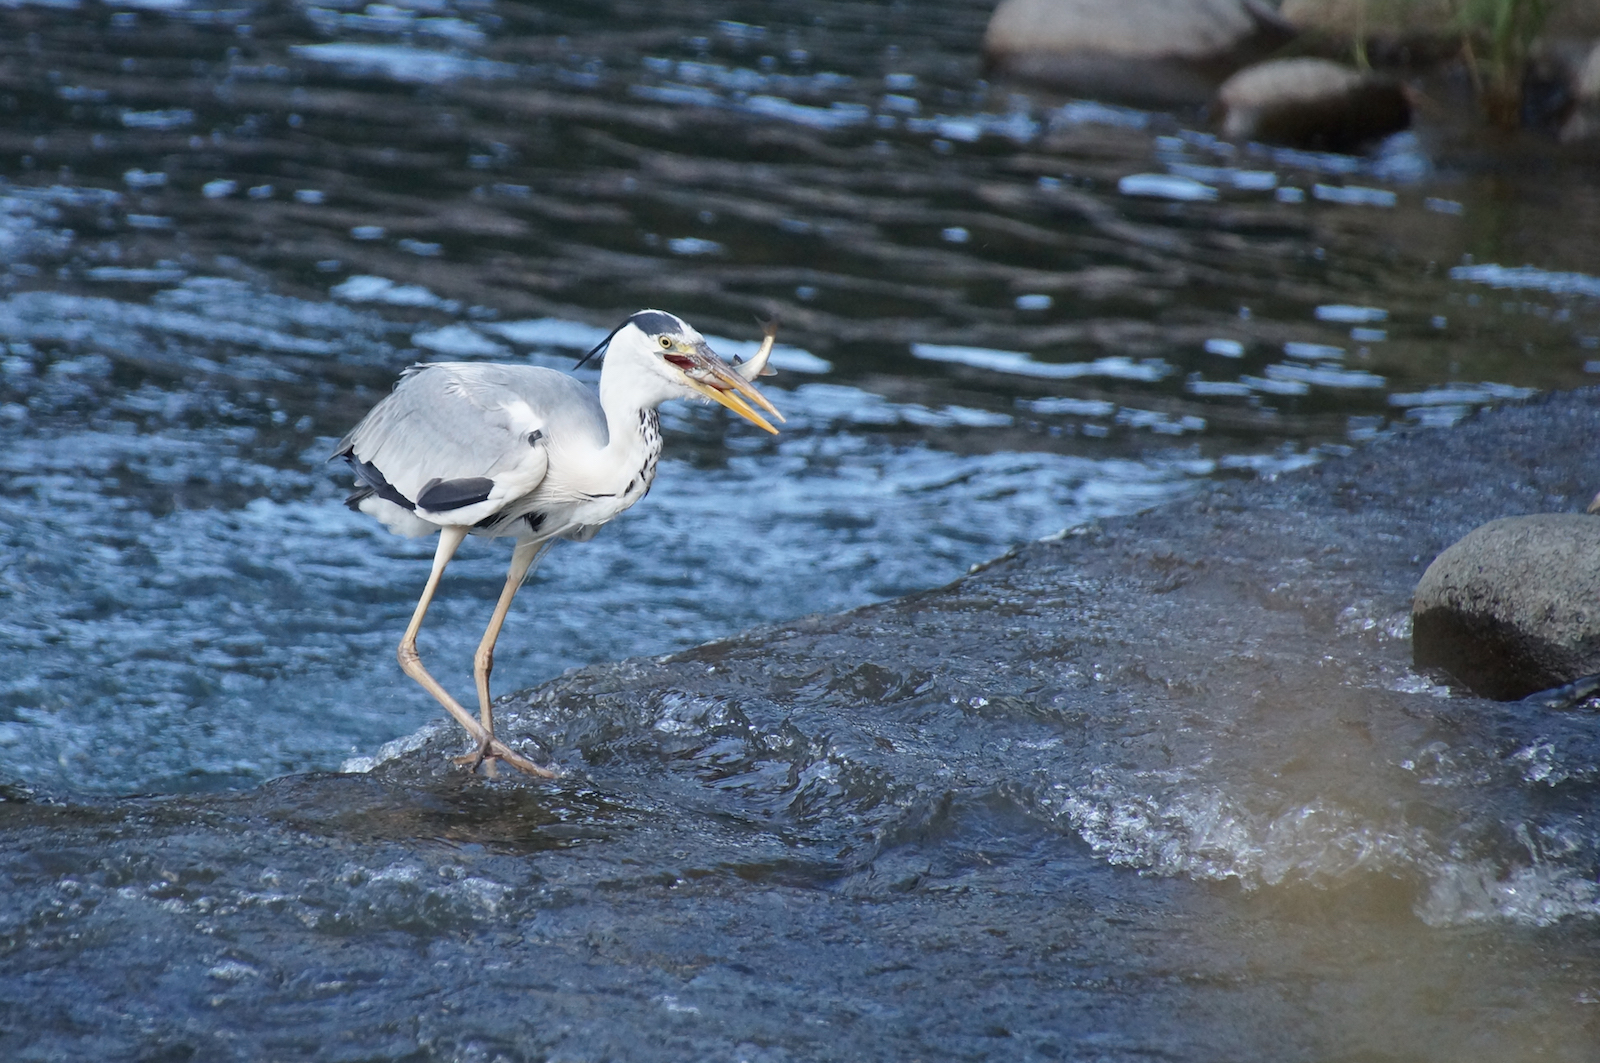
[587,310,782,434]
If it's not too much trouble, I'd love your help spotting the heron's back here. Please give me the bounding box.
[341,363,607,462]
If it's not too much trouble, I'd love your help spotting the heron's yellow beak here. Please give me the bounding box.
[677,344,784,434]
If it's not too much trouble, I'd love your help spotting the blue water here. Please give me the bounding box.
[4,0,1600,796]
[0,0,1597,895]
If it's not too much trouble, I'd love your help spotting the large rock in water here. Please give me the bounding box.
[1412,514,1600,700]
[982,0,1294,107]
[1215,58,1410,150]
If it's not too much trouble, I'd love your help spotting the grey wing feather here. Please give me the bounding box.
[336,363,606,513]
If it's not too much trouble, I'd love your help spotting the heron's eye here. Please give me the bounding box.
[658,336,672,349]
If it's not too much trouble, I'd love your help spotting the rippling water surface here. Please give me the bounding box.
[1,4,1600,1056]
[4,0,1597,795]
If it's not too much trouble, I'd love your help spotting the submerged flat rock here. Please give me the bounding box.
[3,390,1599,1061]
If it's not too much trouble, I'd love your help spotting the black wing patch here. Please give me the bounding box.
[416,476,495,512]
[344,455,416,512]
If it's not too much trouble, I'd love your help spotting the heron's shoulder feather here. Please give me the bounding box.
[390,363,608,443]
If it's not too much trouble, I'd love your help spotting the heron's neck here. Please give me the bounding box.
[592,363,666,487]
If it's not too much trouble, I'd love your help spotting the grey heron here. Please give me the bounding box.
[334,310,783,777]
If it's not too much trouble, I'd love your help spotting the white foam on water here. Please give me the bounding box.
[1388,383,1537,407]
[1263,363,1386,389]
[1166,163,1276,190]
[1114,408,1205,434]
[1283,341,1345,360]
[1449,263,1600,299]
[331,274,460,312]
[85,266,187,283]
[1386,671,1450,697]
[1407,405,1472,426]
[903,111,1040,144]
[667,236,724,256]
[120,108,193,130]
[412,324,509,358]
[1186,377,1252,397]
[1237,373,1309,395]
[1021,396,1116,417]
[911,343,1170,382]
[1032,779,1600,928]
[741,96,870,130]
[783,382,1010,429]
[1050,99,1149,129]
[485,317,611,350]
[340,721,448,774]
[1312,184,1397,208]
[630,83,725,107]
[122,168,168,188]
[1117,174,1218,202]
[1037,784,1430,886]
[1315,304,1388,324]
[1418,860,1600,927]
[0,285,345,356]
[289,43,515,84]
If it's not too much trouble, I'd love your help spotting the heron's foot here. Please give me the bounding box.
[451,734,558,779]
[451,738,498,778]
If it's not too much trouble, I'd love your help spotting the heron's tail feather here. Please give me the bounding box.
[344,484,375,512]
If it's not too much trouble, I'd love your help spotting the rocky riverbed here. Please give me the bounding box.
[3,388,1597,1062]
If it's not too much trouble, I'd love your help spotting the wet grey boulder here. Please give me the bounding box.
[1215,58,1410,150]
[1412,514,1600,700]
[982,0,1294,107]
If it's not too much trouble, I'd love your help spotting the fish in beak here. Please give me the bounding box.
[668,341,785,434]
[732,318,780,382]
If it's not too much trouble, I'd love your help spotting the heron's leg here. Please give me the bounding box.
[453,539,541,775]
[473,538,541,731]
[398,526,555,779]
[396,526,481,739]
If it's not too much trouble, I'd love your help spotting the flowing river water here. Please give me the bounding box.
[0,2,1598,1059]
